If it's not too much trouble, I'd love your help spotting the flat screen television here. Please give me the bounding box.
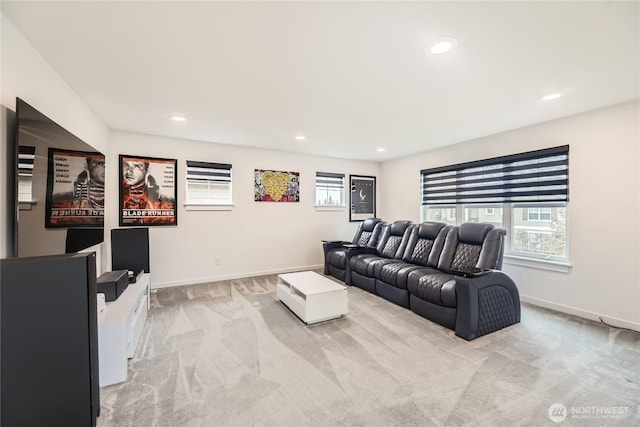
[11,98,105,258]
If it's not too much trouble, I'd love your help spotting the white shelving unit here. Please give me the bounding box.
[97,273,150,387]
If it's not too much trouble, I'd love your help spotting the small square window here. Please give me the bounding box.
[316,172,345,207]
[185,161,232,205]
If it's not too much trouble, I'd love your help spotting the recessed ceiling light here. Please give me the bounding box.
[295,135,306,141]
[541,92,563,101]
[377,148,386,152]
[170,115,186,122]
[427,37,458,55]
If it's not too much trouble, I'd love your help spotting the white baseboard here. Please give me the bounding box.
[151,264,324,290]
[521,294,640,332]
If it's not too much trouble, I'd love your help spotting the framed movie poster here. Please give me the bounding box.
[349,175,376,221]
[254,169,300,202]
[45,148,105,228]
[119,155,177,226]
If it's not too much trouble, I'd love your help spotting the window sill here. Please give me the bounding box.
[184,203,233,211]
[19,201,37,211]
[503,254,572,273]
[315,205,346,212]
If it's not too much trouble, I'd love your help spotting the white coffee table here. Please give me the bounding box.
[276,271,348,324]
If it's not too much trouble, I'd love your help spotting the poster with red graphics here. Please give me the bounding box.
[119,155,177,226]
[45,148,105,228]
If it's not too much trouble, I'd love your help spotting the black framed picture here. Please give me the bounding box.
[45,148,105,228]
[119,154,177,226]
[349,175,376,221]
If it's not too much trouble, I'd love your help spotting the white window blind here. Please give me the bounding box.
[315,172,345,206]
[186,161,232,205]
[18,145,35,202]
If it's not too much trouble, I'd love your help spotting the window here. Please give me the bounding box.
[513,205,566,257]
[185,161,232,205]
[315,172,345,207]
[424,206,456,225]
[465,205,503,228]
[18,145,35,202]
[421,145,569,262]
[526,207,552,221]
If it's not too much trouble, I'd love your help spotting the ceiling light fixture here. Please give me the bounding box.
[170,115,187,122]
[295,135,306,141]
[427,37,458,55]
[541,92,563,101]
[377,148,386,152]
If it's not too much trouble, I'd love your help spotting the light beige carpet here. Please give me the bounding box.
[97,273,639,426]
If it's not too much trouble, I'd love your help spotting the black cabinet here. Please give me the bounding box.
[1,252,100,427]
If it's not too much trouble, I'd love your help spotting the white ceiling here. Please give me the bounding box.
[2,1,639,161]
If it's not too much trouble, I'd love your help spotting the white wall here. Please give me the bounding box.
[106,132,380,288]
[380,101,640,330]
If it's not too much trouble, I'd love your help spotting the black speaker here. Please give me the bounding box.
[111,227,150,274]
[65,227,104,253]
[97,270,129,301]
[1,253,100,427]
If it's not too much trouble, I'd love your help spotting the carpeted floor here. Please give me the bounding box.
[97,273,639,427]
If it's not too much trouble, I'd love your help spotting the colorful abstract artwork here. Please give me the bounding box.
[254,169,300,202]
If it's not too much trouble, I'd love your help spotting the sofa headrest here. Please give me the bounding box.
[417,222,446,240]
[390,220,412,236]
[362,217,382,232]
[458,222,494,245]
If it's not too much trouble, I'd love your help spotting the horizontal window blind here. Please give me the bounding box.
[18,145,35,177]
[421,145,569,205]
[18,146,36,202]
[186,161,231,182]
[316,172,345,206]
[316,172,345,189]
[186,161,232,204]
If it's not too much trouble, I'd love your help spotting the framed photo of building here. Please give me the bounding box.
[349,175,376,221]
[45,148,105,228]
[119,155,177,226]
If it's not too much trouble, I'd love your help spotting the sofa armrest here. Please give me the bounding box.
[454,271,521,340]
[344,246,377,285]
[322,241,348,274]
[323,240,349,252]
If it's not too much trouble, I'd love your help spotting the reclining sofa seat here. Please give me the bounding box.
[406,222,520,340]
[372,222,448,308]
[323,217,383,282]
[348,220,413,292]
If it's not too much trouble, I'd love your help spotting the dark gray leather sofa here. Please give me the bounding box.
[322,219,520,340]
[373,221,448,309]
[349,220,413,292]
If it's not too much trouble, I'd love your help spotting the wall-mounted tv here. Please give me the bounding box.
[12,98,105,258]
